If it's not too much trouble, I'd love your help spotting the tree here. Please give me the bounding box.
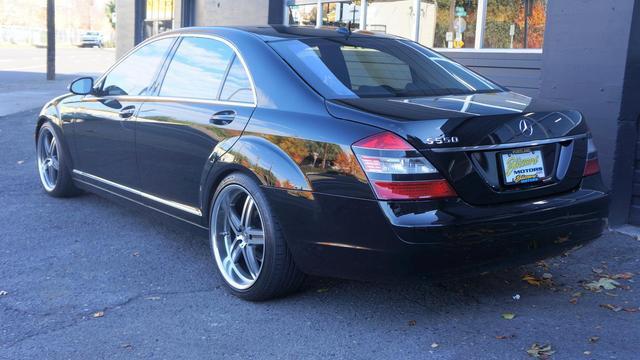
[105,0,116,30]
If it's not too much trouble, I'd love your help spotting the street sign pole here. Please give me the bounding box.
[46,0,55,80]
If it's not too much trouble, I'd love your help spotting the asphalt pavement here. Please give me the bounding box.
[1,48,639,359]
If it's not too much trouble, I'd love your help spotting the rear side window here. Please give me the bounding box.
[219,56,254,103]
[160,37,234,99]
[101,38,174,96]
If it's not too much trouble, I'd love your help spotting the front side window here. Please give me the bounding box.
[101,37,174,96]
[160,37,234,100]
[270,37,502,99]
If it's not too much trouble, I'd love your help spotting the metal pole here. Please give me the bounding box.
[475,0,487,49]
[283,0,289,26]
[46,0,55,80]
[412,0,420,42]
[316,0,323,28]
[359,0,367,30]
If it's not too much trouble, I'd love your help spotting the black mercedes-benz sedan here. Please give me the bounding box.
[35,26,608,300]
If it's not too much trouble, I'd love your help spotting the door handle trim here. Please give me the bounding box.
[210,110,236,125]
[119,106,136,118]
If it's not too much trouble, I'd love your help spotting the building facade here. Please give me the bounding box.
[115,0,640,226]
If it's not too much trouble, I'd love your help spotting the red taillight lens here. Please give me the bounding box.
[353,132,413,150]
[583,135,600,177]
[352,132,457,200]
[583,158,600,177]
[371,180,457,200]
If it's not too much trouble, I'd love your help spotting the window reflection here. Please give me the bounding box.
[101,38,174,96]
[160,37,234,100]
[484,0,547,49]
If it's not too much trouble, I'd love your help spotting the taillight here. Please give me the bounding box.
[583,134,600,177]
[352,132,457,200]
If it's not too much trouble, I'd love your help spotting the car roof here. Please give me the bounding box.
[162,25,405,42]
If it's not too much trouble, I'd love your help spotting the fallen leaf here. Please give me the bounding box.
[430,342,439,348]
[588,336,599,343]
[572,291,583,297]
[542,273,553,280]
[316,288,329,293]
[527,343,555,359]
[502,312,516,320]
[611,272,634,280]
[513,294,521,300]
[0,290,8,296]
[495,335,514,340]
[145,296,161,301]
[599,304,622,312]
[623,307,639,313]
[407,320,416,326]
[522,274,542,286]
[583,351,591,356]
[556,235,570,243]
[569,297,578,305]
[92,311,105,318]
[584,278,620,291]
[592,267,604,274]
[132,252,140,257]
[121,343,133,350]
[17,160,24,165]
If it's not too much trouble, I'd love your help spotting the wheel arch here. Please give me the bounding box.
[201,135,312,226]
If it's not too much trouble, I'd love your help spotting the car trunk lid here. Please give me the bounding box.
[326,92,590,205]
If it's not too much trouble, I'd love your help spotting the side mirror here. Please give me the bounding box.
[69,77,94,95]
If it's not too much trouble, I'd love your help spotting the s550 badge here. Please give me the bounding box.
[425,136,460,145]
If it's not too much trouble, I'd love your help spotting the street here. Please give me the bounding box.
[1,48,640,359]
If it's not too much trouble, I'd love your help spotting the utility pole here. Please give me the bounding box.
[46,0,55,80]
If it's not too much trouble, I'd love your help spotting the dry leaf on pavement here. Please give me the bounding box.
[611,272,634,280]
[407,320,416,326]
[430,342,439,348]
[527,343,555,359]
[92,311,105,318]
[599,304,622,312]
[502,313,516,320]
[584,278,620,291]
[0,290,8,296]
[588,336,599,343]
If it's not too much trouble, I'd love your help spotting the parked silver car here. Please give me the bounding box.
[79,31,103,48]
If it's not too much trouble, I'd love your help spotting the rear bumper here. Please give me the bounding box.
[264,175,609,280]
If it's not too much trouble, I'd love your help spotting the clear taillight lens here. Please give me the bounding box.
[583,134,600,177]
[352,132,457,200]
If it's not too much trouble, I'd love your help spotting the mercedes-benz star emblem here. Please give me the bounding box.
[519,119,534,137]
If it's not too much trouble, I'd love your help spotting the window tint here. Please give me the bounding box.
[219,56,254,103]
[101,38,173,96]
[160,37,233,99]
[269,37,502,99]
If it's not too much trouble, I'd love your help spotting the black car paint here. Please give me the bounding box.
[37,26,609,280]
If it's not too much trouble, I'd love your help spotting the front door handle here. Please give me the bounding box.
[210,110,236,125]
[119,105,136,119]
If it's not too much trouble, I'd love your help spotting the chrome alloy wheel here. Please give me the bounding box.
[211,184,266,290]
[37,127,60,192]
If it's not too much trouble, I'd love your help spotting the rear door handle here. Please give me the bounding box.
[119,105,136,119]
[209,110,236,125]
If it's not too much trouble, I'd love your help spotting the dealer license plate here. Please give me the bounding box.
[500,148,545,185]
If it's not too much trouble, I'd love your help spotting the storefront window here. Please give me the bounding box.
[144,0,174,39]
[433,0,477,48]
[484,0,547,48]
[289,1,359,27]
[284,0,546,51]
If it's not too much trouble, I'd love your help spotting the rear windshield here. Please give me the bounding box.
[269,37,503,99]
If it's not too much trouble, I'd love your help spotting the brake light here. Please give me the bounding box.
[583,135,600,177]
[352,132,457,200]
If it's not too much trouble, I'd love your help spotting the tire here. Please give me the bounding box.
[209,172,305,301]
[36,122,80,197]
